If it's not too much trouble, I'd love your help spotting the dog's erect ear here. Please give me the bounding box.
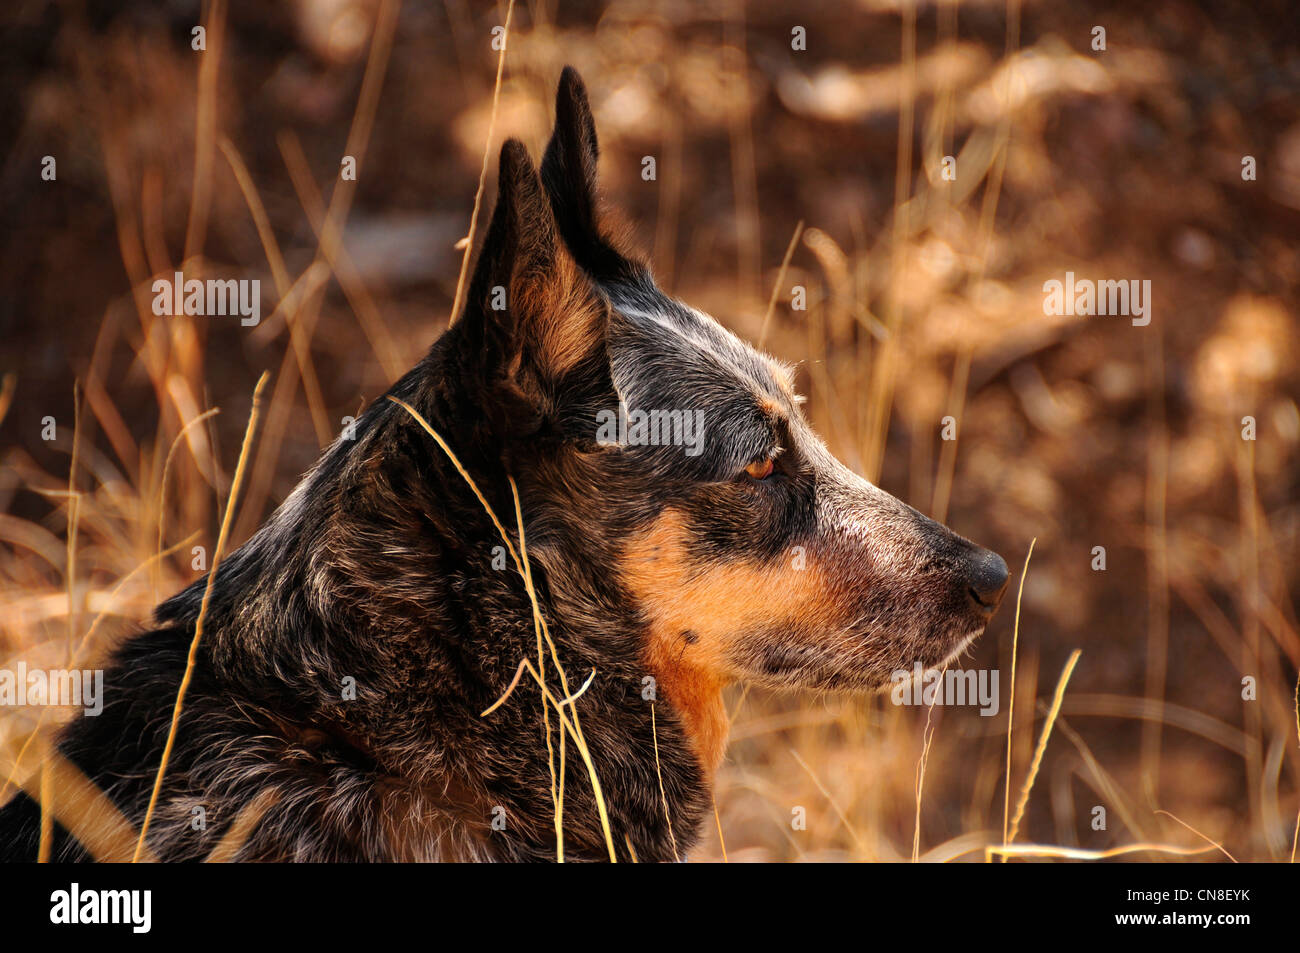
[541,67,600,256]
[541,67,642,280]
[463,138,607,398]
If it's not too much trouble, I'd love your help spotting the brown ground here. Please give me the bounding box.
[1,0,1297,861]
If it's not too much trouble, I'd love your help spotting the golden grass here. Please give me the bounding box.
[134,371,268,861]
[1000,537,1035,860]
[0,0,1295,866]
[1006,648,1081,847]
[1155,809,1237,863]
[449,0,516,328]
[219,140,330,446]
[790,746,867,855]
[712,795,729,862]
[1293,670,1299,862]
[650,702,680,861]
[911,661,946,862]
[388,397,617,861]
[204,787,280,863]
[758,220,804,351]
[985,842,1219,862]
[19,751,158,863]
[0,532,199,811]
[509,471,563,856]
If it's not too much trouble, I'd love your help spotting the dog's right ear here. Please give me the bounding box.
[541,67,643,281]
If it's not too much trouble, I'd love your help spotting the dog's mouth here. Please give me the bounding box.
[941,627,985,667]
[892,622,986,677]
[732,615,991,694]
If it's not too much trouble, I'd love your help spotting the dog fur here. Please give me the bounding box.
[0,68,1007,862]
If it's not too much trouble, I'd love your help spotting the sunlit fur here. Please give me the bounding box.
[0,69,1005,862]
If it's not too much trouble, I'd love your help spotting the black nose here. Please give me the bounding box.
[967,549,1009,612]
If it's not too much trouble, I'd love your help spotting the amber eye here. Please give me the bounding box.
[744,457,775,480]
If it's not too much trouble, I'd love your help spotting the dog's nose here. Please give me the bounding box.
[967,549,1009,613]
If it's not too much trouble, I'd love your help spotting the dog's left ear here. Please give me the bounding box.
[541,67,642,280]
[462,138,607,405]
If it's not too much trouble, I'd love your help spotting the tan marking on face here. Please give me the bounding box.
[621,509,838,773]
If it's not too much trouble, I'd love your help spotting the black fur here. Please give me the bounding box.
[0,69,1006,862]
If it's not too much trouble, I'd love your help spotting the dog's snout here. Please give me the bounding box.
[967,549,1009,613]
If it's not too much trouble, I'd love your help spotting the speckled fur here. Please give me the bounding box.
[0,69,1005,863]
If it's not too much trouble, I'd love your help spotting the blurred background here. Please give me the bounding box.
[1,0,1297,860]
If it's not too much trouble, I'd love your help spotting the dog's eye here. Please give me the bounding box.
[744,458,775,480]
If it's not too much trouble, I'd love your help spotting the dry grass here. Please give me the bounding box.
[1,0,1297,862]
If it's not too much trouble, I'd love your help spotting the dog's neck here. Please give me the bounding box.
[643,640,731,776]
[152,359,714,860]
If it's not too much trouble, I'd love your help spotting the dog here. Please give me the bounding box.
[0,68,1008,862]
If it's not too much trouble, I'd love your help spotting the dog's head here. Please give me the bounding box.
[451,68,1008,711]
